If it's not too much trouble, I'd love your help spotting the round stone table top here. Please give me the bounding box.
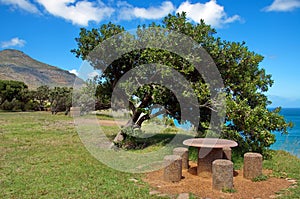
[183,138,238,148]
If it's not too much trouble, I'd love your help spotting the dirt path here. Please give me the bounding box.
[98,120,126,126]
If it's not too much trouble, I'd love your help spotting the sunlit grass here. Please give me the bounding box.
[0,111,299,198]
[0,112,164,199]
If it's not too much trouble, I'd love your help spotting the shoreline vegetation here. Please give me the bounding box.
[1,111,299,198]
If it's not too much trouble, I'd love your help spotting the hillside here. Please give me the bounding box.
[0,49,83,89]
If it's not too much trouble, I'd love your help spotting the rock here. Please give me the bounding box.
[149,190,161,195]
[177,193,189,199]
[129,178,138,183]
[286,178,297,184]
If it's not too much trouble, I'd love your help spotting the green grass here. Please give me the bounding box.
[263,150,300,198]
[1,112,299,198]
[0,112,165,198]
[222,187,237,193]
[251,174,269,182]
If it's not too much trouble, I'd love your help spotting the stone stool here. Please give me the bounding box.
[163,155,182,182]
[222,147,232,160]
[212,159,234,190]
[173,147,189,170]
[70,107,81,117]
[243,152,263,179]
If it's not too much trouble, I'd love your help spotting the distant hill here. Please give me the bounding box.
[0,49,84,89]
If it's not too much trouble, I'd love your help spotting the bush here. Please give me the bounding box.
[0,100,14,111]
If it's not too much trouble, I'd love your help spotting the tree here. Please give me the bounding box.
[49,87,72,114]
[0,80,28,106]
[35,85,50,111]
[71,13,292,154]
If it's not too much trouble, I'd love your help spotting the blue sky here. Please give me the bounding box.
[0,0,299,107]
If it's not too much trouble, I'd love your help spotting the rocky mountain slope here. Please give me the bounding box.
[0,49,83,89]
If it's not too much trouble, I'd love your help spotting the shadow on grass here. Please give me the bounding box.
[96,113,114,120]
[122,133,193,150]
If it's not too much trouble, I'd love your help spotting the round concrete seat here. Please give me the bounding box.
[212,159,233,190]
[222,147,232,160]
[243,152,263,179]
[173,147,189,170]
[163,155,182,182]
[70,107,81,117]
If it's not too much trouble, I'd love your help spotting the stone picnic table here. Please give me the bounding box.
[183,138,238,176]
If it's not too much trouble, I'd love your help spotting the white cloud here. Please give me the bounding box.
[35,0,115,26]
[118,1,175,20]
[69,69,79,76]
[88,71,100,79]
[264,0,300,12]
[176,0,241,28]
[0,0,242,27]
[0,0,40,13]
[133,1,175,19]
[1,37,26,48]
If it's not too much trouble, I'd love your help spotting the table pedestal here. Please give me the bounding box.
[197,148,223,177]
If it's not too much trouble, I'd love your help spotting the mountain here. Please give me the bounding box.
[0,49,84,89]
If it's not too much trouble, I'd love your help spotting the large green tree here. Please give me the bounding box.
[71,13,292,154]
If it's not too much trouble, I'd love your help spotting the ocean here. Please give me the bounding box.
[174,108,300,157]
[270,108,300,158]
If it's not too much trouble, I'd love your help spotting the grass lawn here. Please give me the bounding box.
[0,111,299,198]
[0,112,164,199]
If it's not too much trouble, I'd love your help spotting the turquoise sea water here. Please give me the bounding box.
[270,108,300,158]
[173,108,300,157]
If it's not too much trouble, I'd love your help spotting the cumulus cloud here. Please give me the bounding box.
[264,0,300,12]
[69,69,79,76]
[88,71,100,79]
[0,0,241,27]
[0,0,40,13]
[118,1,175,20]
[176,0,241,28]
[1,37,26,48]
[35,0,115,26]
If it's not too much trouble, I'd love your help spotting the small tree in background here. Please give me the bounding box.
[49,87,72,115]
[35,85,50,111]
[0,80,35,111]
[0,80,28,106]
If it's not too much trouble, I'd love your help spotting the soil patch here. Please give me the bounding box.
[144,162,292,199]
[98,120,126,126]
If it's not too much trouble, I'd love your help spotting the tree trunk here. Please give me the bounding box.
[112,108,166,146]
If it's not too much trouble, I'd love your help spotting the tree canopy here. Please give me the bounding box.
[0,80,28,105]
[71,13,292,154]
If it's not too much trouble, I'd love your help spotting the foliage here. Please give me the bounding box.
[34,85,50,110]
[71,13,292,153]
[49,87,73,114]
[252,174,269,182]
[222,187,237,193]
[72,77,109,114]
[0,79,28,104]
[0,80,35,111]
